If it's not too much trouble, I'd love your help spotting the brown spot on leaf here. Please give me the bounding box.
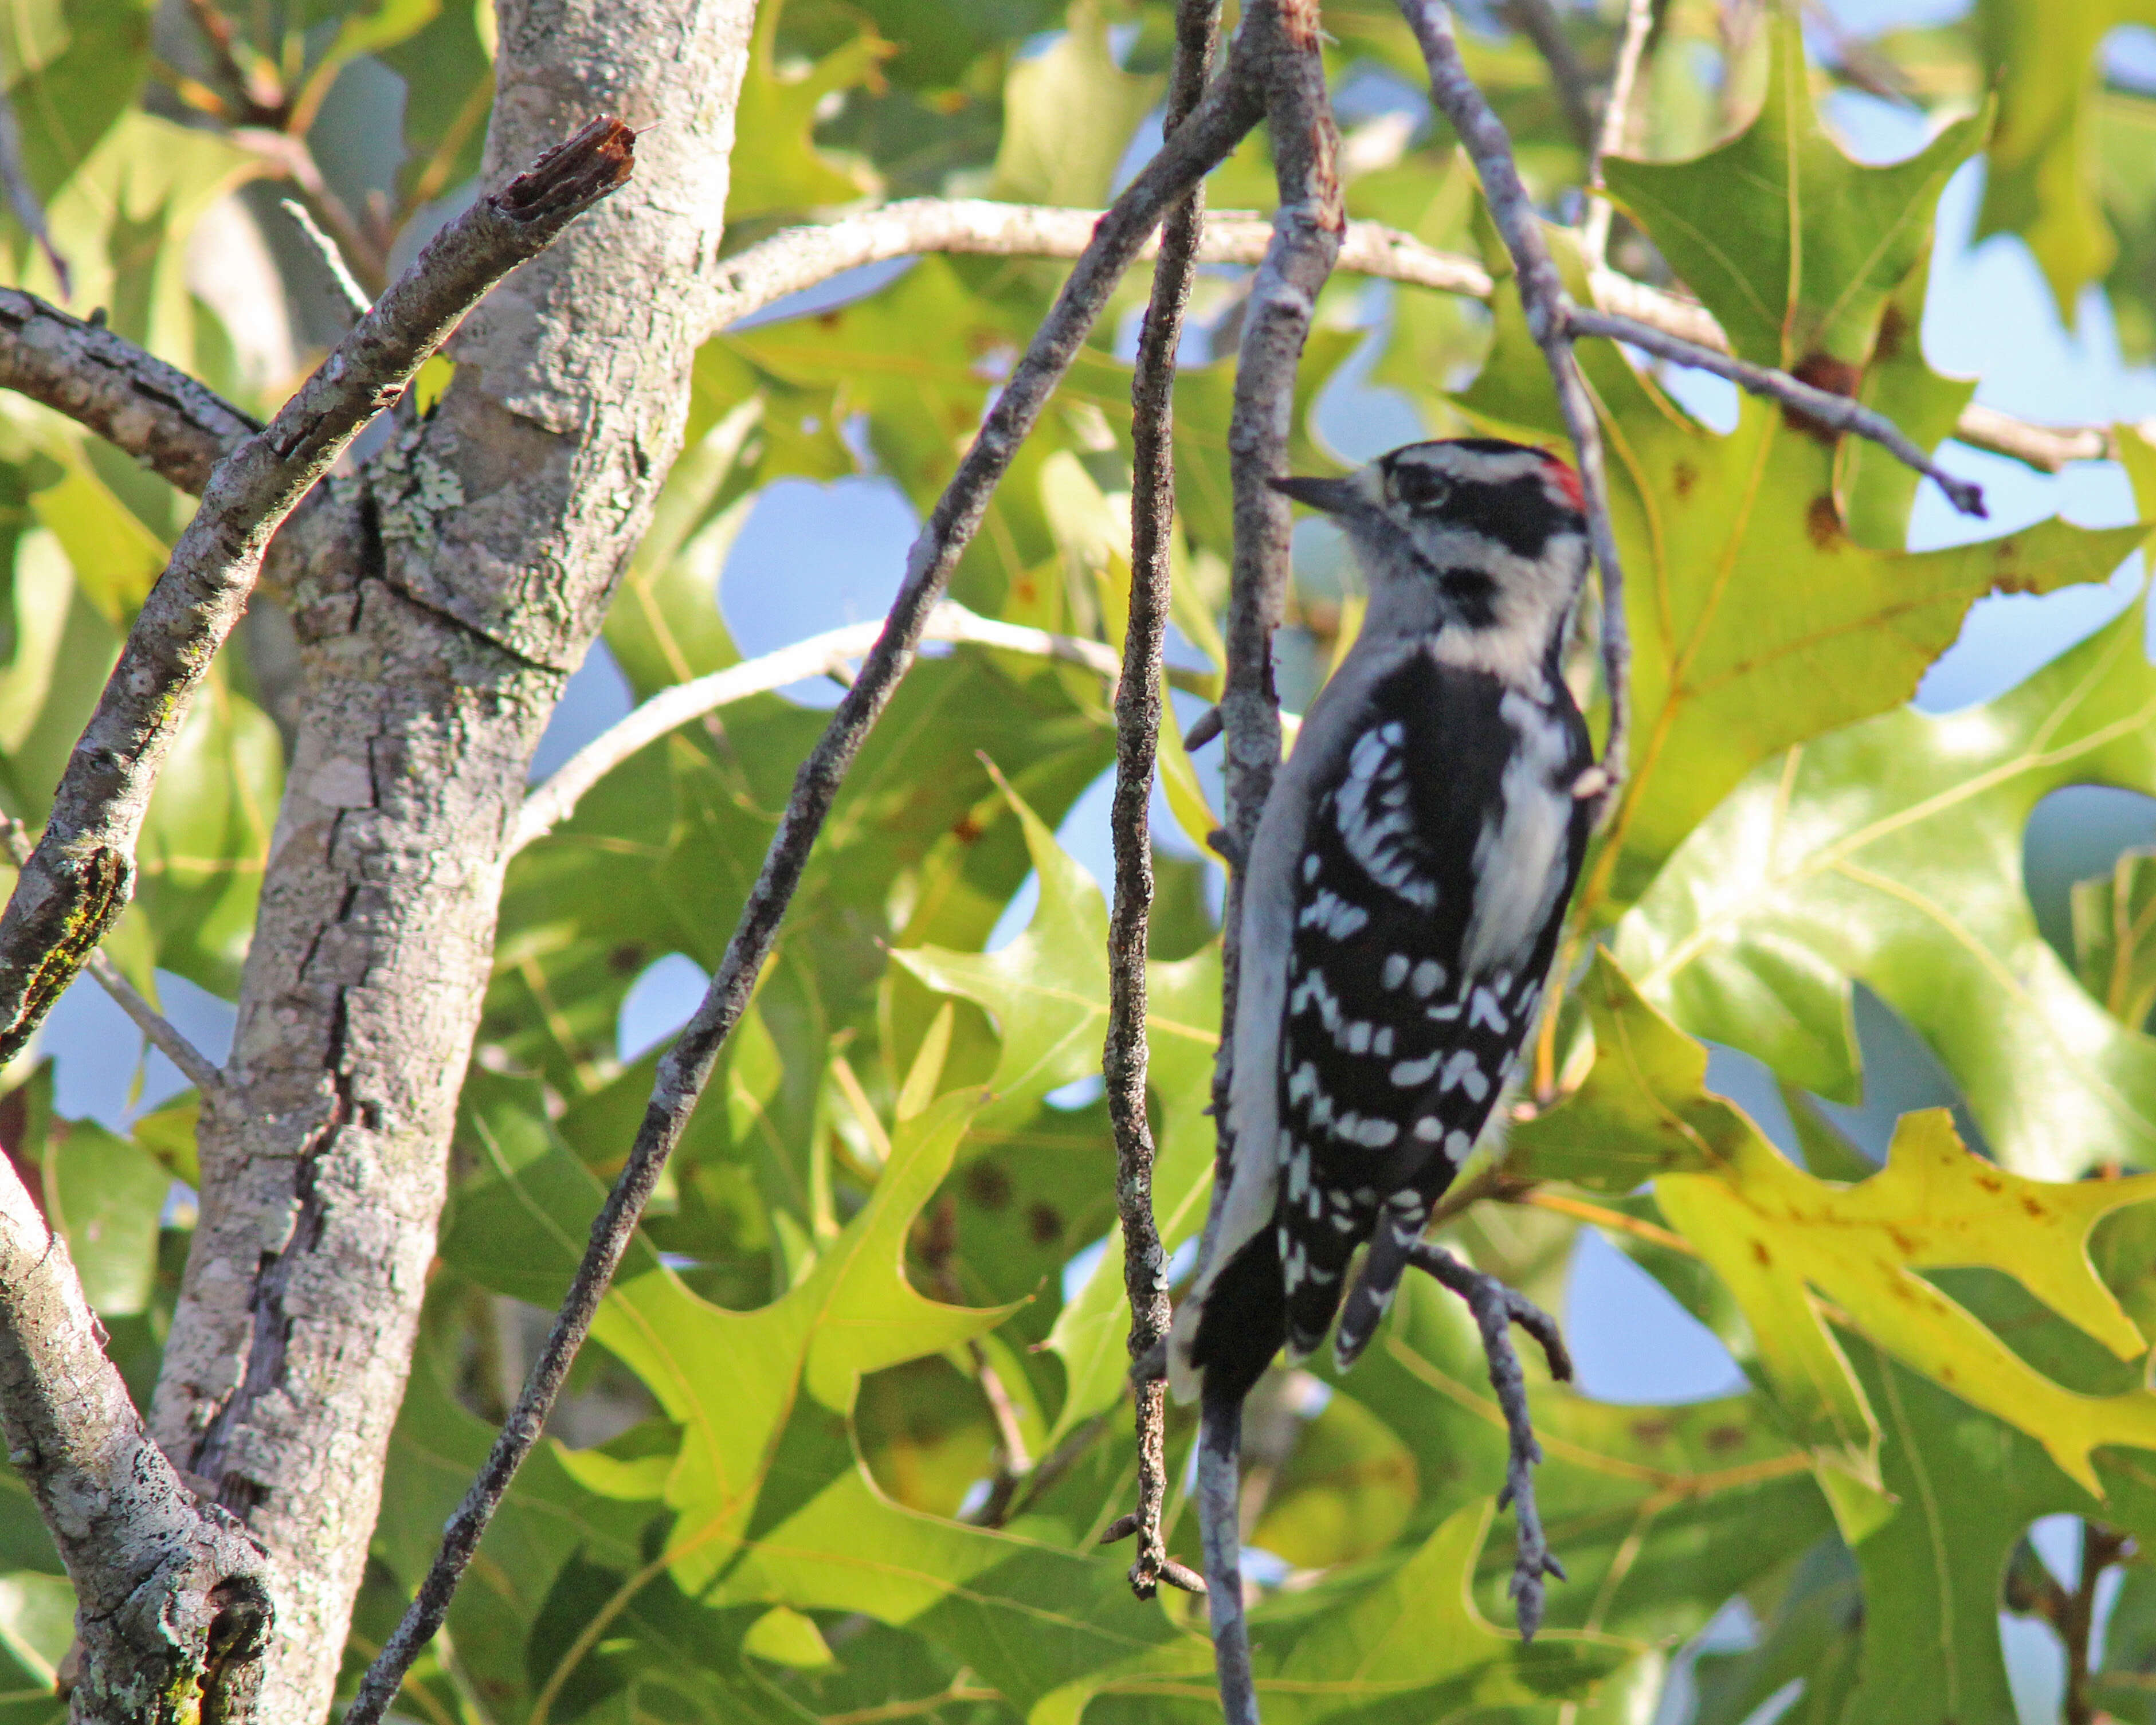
[964,1160,1013,1211]
[1806,495,1842,550]
[1751,1238,1773,1268]
[1976,1172,2003,1193]
[1783,352,1863,444]
[1026,1201,1064,1245]
[914,1195,957,1268]
[2022,1195,2046,1219]
[1630,1417,1673,1447]
[1672,461,1698,500]
[608,943,645,976]
[1877,302,1908,363]
[951,813,986,844]
[1704,1423,1749,1453]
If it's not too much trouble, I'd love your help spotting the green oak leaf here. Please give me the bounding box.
[1460,229,2143,919]
[1603,11,1987,371]
[1974,0,2156,326]
[1040,1500,1638,1723]
[1357,1271,1831,1647]
[1508,947,1731,1193]
[892,772,1217,1124]
[989,1,1161,209]
[725,3,891,219]
[892,774,1221,1439]
[1616,600,2156,1171]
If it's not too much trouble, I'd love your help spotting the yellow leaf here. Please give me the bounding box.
[1659,1109,2156,1496]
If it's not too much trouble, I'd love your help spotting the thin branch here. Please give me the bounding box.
[1569,305,1988,516]
[1398,0,1631,798]
[0,118,636,1067]
[0,1128,269,1714]
[1954,402,2111,475]
[1199,1384,1258,1725]
[0,816,223,1094]
[0,85,68,298]
[279,197,372,322]
[703,199,1492,342]
[508,602,1209,854]
[1104,0,1221,1607]
[1195,5,1343,1715]
[1580,0,1653,268]
[1500,0,1598,153]
[343,49,1270,1725]
[232,129,390,292]
[1408,1243,1571,1636]
[0,202,2106,491]
[0,288,258,495]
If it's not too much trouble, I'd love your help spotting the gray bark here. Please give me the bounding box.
[0,1168,269,1725]
[145,5,753,1717]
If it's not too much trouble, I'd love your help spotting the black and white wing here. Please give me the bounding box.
[1272,650,1591,1369]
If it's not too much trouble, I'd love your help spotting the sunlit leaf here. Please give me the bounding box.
[1617,602,2156,1170]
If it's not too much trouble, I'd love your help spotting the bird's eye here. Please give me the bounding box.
[1391,466,1451,512]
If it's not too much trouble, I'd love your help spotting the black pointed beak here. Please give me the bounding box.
[1269,475,1361,515]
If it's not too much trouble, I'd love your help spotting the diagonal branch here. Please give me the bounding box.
[0,117,636,1067]
[342,44,1271,1725]
[1398,0,1631,797]
[1568,305,1988,516]
[1104,0,1221,1606]
[509,602,1213,855]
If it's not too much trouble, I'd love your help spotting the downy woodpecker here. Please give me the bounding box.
[1169,437,1596,1406]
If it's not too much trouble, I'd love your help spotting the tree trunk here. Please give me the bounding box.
[146,4,753,1713]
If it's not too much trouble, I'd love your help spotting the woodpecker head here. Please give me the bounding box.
[1273,438,1589,674]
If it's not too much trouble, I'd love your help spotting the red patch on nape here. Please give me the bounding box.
[1539,453,1586,512]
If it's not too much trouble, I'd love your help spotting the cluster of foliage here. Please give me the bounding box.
[7,0,2156,1720]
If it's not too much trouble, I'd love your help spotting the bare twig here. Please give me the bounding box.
[1953,403,2111,475]
[1580,0,1653,267]
[1408,1242,1572,1636]
[1199,1383,1259,1725]
[1192,4,1343,1714]
[1,201,2102,488]
[1398,0,1631,796]
[0,85,68,297]
[1500,0,1598,152]
[343,52,1269,1725]
[704,199,1492,341]
[0,287,259,494]
[1105,0,1221,1607]
[232,130,389,292]
[279,197,372,322]
[0,118,636,1067]
[0,811,224,1091]
[508,602,1210,854]
[2064,1522,2132,1725]
[1569,305,1988,516]
[83,954,226,1095]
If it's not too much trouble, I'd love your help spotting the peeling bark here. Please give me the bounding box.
[145,6,754,1717]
